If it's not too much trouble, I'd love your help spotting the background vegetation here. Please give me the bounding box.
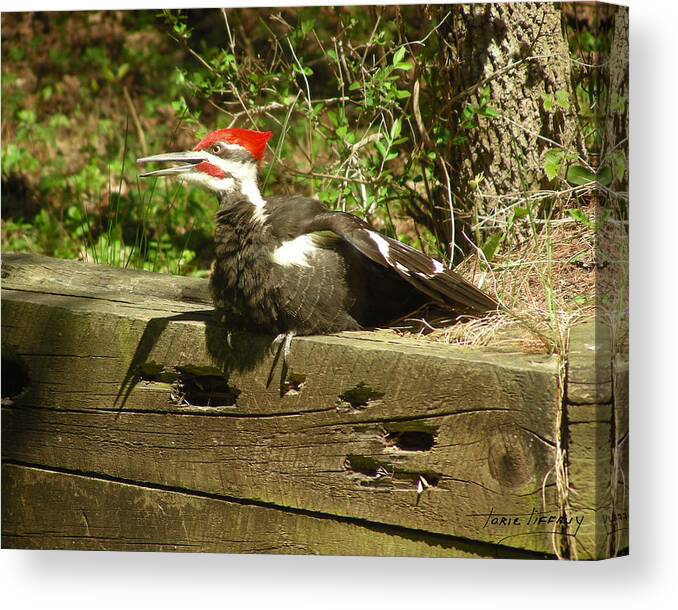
[1,4,628,350]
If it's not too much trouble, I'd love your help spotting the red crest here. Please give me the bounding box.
[194,128,273,161]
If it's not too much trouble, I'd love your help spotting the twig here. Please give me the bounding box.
[122,85,147,156]
[228,96,355,123]
[221,8,237,73]
[278,164,375,186]
[401,10,452,48]
[440,159,456,265]
[412,79,433,148]
[287,39,313,111]
[499,114,585,162]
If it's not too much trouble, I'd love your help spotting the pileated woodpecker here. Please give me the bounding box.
[138,128,496,338]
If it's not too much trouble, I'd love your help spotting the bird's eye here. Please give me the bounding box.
[211,144,222,154]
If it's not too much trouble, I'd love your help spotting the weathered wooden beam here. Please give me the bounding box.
[2,464,546,557]
[1,253,627,558]
[565,321,629,559]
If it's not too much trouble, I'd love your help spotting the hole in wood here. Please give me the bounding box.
[419,473,440,487]
[172,375,241,407]
[344,455,385,477]
[385,430,436,452]
[344,456,441,490]
[281,371,306,396]
[136,363,240,407]
[338,382,384,410]
[1,355,29,404]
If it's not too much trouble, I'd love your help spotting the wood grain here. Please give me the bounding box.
[1,254,627,558]
[2,464,548,557]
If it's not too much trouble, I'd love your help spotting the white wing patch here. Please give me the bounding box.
[414,259,446,279]
[272,235,317,268]
[395,261,410,275]
[368,231,391,262]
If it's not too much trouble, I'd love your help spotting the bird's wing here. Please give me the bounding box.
[302,211,498,314]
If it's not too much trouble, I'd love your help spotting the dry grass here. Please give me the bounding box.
[390,192,629,355]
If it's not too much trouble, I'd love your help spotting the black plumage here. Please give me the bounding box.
[209,192,495,335]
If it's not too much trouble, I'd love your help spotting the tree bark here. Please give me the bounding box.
[604,5,629,195]
[425,2,582,256]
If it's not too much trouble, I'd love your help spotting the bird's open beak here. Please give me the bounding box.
[136,151,208,178]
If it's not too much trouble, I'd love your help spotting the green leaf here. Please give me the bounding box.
[597,166,613,186]
[543,148,565,180]
[374,140,386,157]
[392,47,406,66]
[117,63,130,79]
[555,89,570,110]
[102,66,115,82]
[610,150,627,182]
[17,109,36,124]
[300,18,315,36]
[348,81,362,91]
[541,92,554,112]
[481,233,502,262]
[66,206,82,220]
[567,209,593,228]
[390,118,402,140]
[566,164,597,186]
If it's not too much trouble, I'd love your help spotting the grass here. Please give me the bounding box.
[1,10,218,276]
[387,186,627,356]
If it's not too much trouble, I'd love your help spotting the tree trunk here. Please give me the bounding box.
[604,5,629,195]
[428,2,582,257]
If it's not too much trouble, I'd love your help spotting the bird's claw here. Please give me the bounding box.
[270,332,286,355]
[267,331,296,390]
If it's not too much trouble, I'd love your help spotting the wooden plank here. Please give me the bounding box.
[1,252,212,307]
[609,354,629,555]
[3,464,547,557]
[564,320,628,559]
[567,322,613,405]
[0,254,574,556]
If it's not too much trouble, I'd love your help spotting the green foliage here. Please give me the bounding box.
[565,164,612,187]
[2,11,215,275]
[481,233,503,263]
[541,89,570,112]
[453,87,500,145]
[567,207,611,231]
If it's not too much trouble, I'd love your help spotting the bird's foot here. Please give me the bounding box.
[270,332,285,355]
[271,330,296,367]
[267,331,296,390]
